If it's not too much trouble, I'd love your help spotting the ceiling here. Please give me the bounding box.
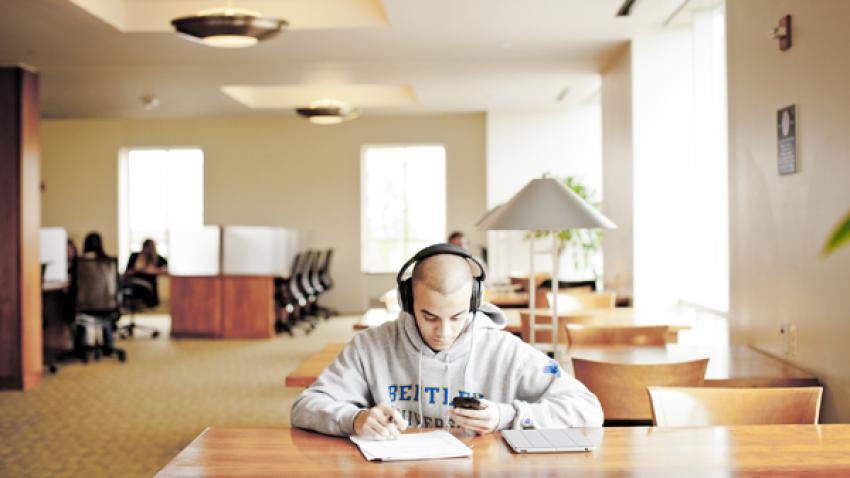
[0,0,689,119]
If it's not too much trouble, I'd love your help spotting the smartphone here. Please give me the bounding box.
[451,396,485,410]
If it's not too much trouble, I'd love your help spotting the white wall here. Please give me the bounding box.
[727,0,850,422]
[485,99,603,282]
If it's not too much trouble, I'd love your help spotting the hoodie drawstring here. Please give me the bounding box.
[417,350,424,429]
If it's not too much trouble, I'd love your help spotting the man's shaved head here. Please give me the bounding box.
[411,254,474,295]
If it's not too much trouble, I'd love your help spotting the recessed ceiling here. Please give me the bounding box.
[67,0,390,31]
[0,0,688,119]
[221,84,417,109]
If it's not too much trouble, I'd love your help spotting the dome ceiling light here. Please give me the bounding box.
[295,99,359,125]
[171,1,287,48]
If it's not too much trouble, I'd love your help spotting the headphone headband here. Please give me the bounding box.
[396,243,486,315]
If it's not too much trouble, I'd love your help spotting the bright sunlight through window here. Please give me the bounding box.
[361,145,446,273]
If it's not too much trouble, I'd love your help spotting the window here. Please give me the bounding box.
[118,148,204,269]
[361,145,446,273]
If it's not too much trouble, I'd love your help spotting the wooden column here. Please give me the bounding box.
[0,65,42,390]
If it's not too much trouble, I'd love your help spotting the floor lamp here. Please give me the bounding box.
[477,177,616,358]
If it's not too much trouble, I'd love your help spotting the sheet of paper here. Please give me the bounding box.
[350,430,473,462]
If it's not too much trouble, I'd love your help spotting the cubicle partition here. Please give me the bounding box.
[169,225,299,339]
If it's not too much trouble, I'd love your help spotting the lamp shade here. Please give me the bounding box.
[477,177,616,231]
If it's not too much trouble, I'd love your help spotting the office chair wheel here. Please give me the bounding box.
[48,364,58,374]
[117,350,127,362]
[152,330,160,338]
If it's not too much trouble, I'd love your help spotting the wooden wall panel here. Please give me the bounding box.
[0,66,42,390]
[170,276,222,338]
[221,276,274,339]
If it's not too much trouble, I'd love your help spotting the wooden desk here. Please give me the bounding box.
[157,425,850,476]
[511,308,691,344]
[355,308,523,336]
[285,343,346,387]
[285,343,818,390]
[170,275,275,339]
[487,291,529,308]
[567,344,819,387]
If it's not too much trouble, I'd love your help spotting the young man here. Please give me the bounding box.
[290,244,603,439]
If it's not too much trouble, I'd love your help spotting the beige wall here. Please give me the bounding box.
[40,114,486,312]
[727,0,850,422]
[600,44,634,299]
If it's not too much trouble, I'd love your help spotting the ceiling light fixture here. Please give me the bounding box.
[171,1,287,48]
[295,99,358,125]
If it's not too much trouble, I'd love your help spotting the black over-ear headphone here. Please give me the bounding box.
[396,243,486,315]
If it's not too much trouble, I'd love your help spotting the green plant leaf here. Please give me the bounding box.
[822,209,850,257]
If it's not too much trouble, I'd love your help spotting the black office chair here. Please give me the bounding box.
[74,257,127,362]
[311,249,337,318]
[119,275,161,339]
[274,253,303,337]
[294,250,321,330]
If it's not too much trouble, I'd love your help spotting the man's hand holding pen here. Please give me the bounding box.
[353,403,407,440]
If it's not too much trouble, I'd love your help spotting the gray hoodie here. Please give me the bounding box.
[290,303,604,436]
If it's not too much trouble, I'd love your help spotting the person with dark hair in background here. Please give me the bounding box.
[124,238,168,308]
[447,231,469,251]
[76,231,116,354]
[82,231,108,259]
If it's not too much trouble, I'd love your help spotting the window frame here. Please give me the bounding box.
[118,146,205,272]
[359,143,447,274]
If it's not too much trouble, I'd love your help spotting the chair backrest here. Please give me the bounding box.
[571,357,709,421]
[537,290,616,310]
[648,386,823,426]
[74,256,120,314]
[319,248,334,290]
[566,324,669,346]
[309,251,324,293]
[298,250,315,296]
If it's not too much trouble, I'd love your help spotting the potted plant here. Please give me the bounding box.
[527,175,603,281]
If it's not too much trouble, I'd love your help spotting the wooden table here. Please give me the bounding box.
[284,343,817,389]
[156,425,850,476]
[510,308,691,344]
[284,343,346,387]
[355,308,524,336]
[567,344,819,387]
[486,291,529,308]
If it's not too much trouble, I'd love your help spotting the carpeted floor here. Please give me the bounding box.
[0,314,360,477]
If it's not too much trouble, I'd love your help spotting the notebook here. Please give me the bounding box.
[350,430,473,462]
[502,428,596,453]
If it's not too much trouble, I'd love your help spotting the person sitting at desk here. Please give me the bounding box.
[291,243,603,439]
[124,238,167,308]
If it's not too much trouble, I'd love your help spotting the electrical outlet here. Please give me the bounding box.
[788,324,798,358]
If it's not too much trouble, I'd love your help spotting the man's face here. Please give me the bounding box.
[412,280,472,351]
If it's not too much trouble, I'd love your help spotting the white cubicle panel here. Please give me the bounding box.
[169,226,221,276]
[221,225,278,276]
[39,227,68,283]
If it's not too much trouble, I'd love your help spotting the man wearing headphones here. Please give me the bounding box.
[291,244,603,439]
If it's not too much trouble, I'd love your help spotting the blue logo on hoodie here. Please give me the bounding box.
[543,360,561,377]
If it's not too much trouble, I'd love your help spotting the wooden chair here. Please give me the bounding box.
[648,386,823,426]
[566,324,669,346]
[571,357,708,422]
[537,289,616,310]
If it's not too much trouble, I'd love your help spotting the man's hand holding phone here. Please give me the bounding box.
[449,397,501,434]
[353,403,406,440]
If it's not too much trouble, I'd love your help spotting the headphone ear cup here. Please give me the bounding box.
[399,279,414,314]
[470,279,482,312]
